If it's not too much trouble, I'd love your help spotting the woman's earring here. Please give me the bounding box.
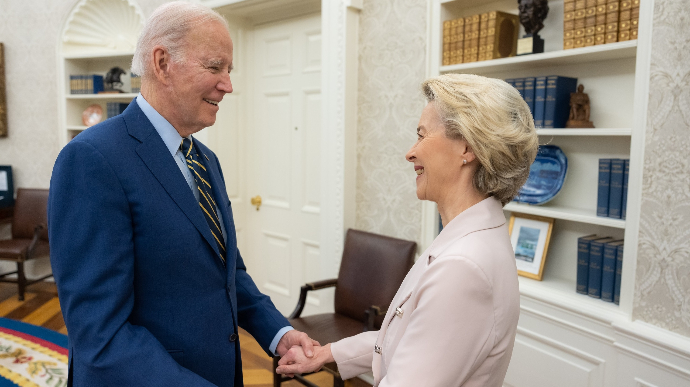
[463,159,467,165]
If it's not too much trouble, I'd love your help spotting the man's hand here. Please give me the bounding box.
[276,343,334,377]
[275,329,320,358]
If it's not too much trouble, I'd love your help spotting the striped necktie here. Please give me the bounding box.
[180,137,226,264]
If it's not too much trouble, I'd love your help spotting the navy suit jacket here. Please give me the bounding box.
[48,101,289,386]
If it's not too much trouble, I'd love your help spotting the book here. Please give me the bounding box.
[602,239,624,302]
[443,20,451,66]
[469,14,480,62]
[614,242,625,305]
[485,11,520,60]
[564,0,575,49]
[463,15,473,63]
[589,237,616,298]
[70,74,104,94]
[577,234,601,294]
[106,102,129,119]
[585,5,596,47]
[608,158,624,218]
[131,74,141,94]
[478,13,489,61]
[622,159,629,219]
[504,78,516,88]
[523,77,536,117]
[454,18,465,64]
[544,76,578,128]
[597,158,612,217]
[595,3,607,45]
[534,76,547,127]
[618,0,632,41]
[514,78,525,98]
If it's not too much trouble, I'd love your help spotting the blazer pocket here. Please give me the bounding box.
[167,350,184,367]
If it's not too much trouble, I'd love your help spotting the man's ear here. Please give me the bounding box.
[151,46,171,84]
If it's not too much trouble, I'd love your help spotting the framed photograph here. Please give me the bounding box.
[508,213,554,280]
[0,43,7,137]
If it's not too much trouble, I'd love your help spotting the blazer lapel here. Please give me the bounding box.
[122,103,222,260]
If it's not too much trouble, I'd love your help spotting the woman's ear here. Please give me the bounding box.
[461,140,477,164]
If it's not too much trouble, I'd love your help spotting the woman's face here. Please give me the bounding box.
[406,102,469,203]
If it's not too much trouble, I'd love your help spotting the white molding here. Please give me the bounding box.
[520,305,615,345]
[517,326,606,365]
[320,0,359,294]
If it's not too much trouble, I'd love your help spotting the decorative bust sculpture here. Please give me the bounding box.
[566,84,595,128]
[516,0,549,55]
[518,0,550,36]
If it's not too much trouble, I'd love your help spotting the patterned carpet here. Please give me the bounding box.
[0,283,370,387]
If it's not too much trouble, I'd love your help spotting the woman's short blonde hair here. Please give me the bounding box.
[422,74,538,206]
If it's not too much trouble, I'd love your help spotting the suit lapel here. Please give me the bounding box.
[121,103,222,261]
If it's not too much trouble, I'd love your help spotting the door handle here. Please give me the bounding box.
[250,195,262,211]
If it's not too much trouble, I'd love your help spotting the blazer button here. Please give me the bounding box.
[229,333,238,342]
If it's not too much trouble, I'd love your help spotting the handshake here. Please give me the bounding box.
[275,330,335,377]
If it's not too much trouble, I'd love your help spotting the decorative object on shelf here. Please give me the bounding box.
[0,165,13,208]
[101,66,127,93]
[509,213,554,280]
[0,43,7,138]
[70,74,104,94]
[566,84,594,128]
[514,145,568,204]
[82,104,103,127]
[517,0,549,55]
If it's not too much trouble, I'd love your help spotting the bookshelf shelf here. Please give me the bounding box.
[66,125,88,131]
[518,276,624,321]
[537,128,632,136]
[504,202,626,228]
[440,40,638,75]
[66,93,138,100]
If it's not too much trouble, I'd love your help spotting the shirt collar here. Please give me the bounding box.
[135,93,187,156]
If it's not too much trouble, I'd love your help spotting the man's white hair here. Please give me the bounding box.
[131,1,230,79]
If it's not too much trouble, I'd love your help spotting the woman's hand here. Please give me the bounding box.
[276,343,335,377]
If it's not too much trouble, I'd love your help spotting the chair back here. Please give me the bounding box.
[12,188,49,241]
[334,229,416,329]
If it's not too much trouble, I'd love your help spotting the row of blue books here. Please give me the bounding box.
[577,235,624,304]
[597,158,629,219]
[70,74,104,94]
[106,102,129,119]
[505,76,578,128]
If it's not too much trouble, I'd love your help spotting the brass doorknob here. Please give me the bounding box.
[250,195,262,211]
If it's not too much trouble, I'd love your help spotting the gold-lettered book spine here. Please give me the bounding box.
[463,15,473,63]
[564,0,575,49]
[477,12,489,62]
[442,20,451,66]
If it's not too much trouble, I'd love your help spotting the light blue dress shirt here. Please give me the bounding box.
[135,94,292,355]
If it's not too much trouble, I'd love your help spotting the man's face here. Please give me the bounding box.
[166,21,233,136]
[518,0,535,24]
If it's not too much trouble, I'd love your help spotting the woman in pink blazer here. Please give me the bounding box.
[277,74,539,386]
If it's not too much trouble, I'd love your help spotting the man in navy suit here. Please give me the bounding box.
[48,2,316,386]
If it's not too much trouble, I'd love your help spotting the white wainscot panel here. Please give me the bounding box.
[301,239,321,307]
[263,92,292,209]
[263,231,291,296]
[303,31,321,73]
[504,327,606,387]
[264,36,291,76]
[301,89,321,214]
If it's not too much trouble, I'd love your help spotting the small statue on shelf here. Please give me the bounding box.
[517,0,549,55]
[566,84,595,128]
[102,66,127,93]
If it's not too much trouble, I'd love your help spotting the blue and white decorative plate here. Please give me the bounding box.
[514,145,567,205]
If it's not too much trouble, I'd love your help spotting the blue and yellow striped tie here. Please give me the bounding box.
[180,137,226,264]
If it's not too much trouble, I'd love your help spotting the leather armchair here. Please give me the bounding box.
[273,229,416,387]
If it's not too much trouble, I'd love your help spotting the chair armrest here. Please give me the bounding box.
[306,278,337,290]
[364,305,386,332]
[27,224,45,258]
[288,278,338,319]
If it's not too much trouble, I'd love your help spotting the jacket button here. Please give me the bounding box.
[229,333,238,342]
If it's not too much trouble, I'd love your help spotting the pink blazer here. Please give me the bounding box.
[330,197,520,387]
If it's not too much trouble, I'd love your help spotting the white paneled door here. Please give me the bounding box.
[245,14,322,315]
